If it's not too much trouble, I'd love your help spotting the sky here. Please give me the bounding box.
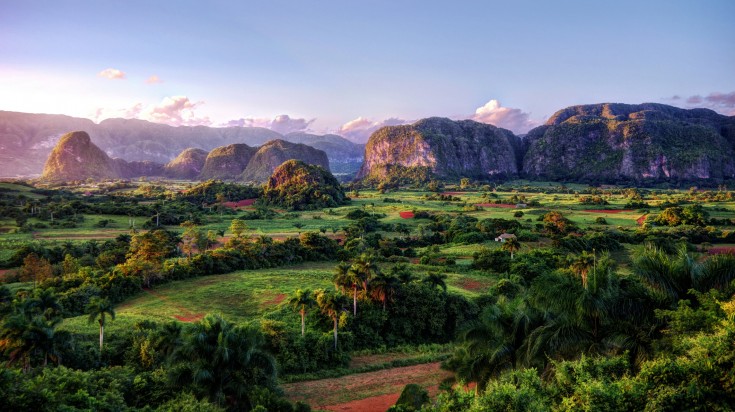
[1,0,733,142]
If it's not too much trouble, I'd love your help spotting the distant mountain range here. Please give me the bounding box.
[6,103,735,184]
[0,111,364,177]
[40,131,333,184]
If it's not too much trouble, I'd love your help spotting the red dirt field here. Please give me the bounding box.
[474,203,516,208]
[284,362,452,411]
[262,293,287,307]
[459,279,490,291]
[399,211,415,219]
[441,191,468,196]
[0,269,16,282]
[584,209,633,214]
[222,199,257,208]
[708,246,735,255]
[637,214,648,225]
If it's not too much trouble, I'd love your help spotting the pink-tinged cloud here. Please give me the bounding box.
[98,68,126,80]
[144,96,211,126]
[471,100,538,134]
[338,117,409,143]
[146,75,162,84]
[668,91,735,116]
[224,114,314,134]
[93,97,210,126]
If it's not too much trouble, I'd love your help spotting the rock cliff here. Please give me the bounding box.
[41,131,119,181]
[163,148,209,179]
[198,144,257,181]
[522,103,735,182]
[356,117,521,180]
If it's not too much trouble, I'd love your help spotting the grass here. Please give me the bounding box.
[60,262,337,334]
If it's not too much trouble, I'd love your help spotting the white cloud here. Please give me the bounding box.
[471,99,538,134]
[224,114,314,134]
[92,97,211,126]
[338,117,408,143]
[146,75,163,84]
[98,68,126,80]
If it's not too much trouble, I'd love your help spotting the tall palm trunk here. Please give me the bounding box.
[333,317,338,349]
[300,309,306,336]
[353,284,357,316]
[99,320,104,354]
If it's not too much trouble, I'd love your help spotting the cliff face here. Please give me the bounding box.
[522,103,735,182]
[357,117,521,180]
[163,148,209,179]
[240,139,330,183]
[41,131,120,181]
[198,144,257,180]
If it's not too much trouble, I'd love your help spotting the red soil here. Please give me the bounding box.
[459,279,489,291]
[222,199,257,208]
[637,214,648,225]
[399,211,415,219]
[262,293,287,307]
[441,191,467,196]
[173,314,205,322]
[0,269,16,282]
[584,209,634,214]
[708,246,735,255]
[474,203,516,208]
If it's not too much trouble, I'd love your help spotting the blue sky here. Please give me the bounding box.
[1,0,733,141]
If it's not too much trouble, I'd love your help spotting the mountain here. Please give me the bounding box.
[163,148,209,179]
[40,131,165,181]
[522,103,735,182]
[262,159,348,210]
[0,111,354,177]
[357,117,521,180]
[283,132,364,175]
[240,139,330,183]
[41,131,120,181]
[198,144,257,181]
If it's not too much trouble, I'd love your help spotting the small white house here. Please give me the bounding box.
[495,233,517,242]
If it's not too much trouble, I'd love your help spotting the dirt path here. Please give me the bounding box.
[283,362,453,411]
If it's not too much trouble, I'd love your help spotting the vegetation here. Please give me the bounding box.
[1,178,735,410]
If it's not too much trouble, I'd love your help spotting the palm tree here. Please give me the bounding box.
[501,237,521,260]
[86,297,115,355]
[570,251,596,289]
[169,314,277,408]
[370,273,399,311]
[351,253,380,292]
[633,244,702,305]
[333,262,359,315]
[27,288,63,320]
[333,261,352,294]
[315,289,348,349]
[697,252,735,292]
[156,321,183,360]
[422,272,448,292]
[289,289,316,336]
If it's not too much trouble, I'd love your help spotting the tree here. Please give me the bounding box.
[315,289,348,349]
[570,251,596,289]
[391,263,416,285]
[501,237,521,260]
[348,253,380,315]
[422,272,448,292]
[86,297,115,355]
[229,219,248,239]
[20,253,53,287]
[61,254,79,275]
[289,289,316,336]
[370,272,400,311]
[169,314,277,408]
